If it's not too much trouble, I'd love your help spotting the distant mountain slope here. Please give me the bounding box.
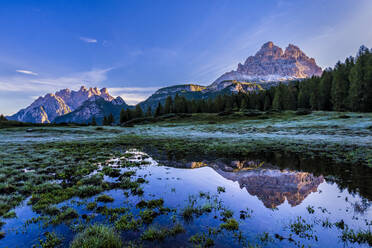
[139,80,266,110]
[139,84,206,110]
[8,86,115,123]
[54,96,130,124]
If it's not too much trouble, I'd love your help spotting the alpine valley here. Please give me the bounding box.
[8,42,322,124]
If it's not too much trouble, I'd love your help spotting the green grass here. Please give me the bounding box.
[341,227,372,246]
[219,218,239,231]
[141,223,185,241]
[114,213,142,231]
[70,224,123,248]
[37,232,62,248]
[96,194,114,203]
[2,211,16,219]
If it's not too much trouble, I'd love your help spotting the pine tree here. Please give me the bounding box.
[107,113,114,125]
[154,102,163,117]
[103,116,108,125]
[145,106,152,117]
[272,84,284,110]
[134,105,143,118]
[164,96,173,114]
[309,78,320,110]
[263,94,271,110]
[120,109,126,124]
[348,47,372,112]
[0,114,7,121]
[319,70,333,110]
[331,62,350,111]
[91,116,97,126]
[240,98,248,111]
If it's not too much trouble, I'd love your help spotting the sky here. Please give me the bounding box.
[1,0,372,115]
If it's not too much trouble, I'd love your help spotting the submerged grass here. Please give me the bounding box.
[70,224,123,248]
[141,223,185,241]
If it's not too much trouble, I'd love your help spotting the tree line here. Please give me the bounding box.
[100,45,372,125]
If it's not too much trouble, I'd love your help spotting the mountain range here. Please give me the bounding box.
[8,86,129,124]
[8,41,322,124]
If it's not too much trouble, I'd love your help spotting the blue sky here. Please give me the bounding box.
[1,0,372,115]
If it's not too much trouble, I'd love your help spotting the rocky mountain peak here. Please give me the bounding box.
[9,85,116,123]
[284,44,306,59]
[254,41,283,60]
[210,41,322,89]
[79,86,88,92]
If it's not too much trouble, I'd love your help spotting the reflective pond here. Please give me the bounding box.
[1,149,371,247]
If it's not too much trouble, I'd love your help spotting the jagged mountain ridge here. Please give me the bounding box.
[54,95,130,124]
[8,86,119,123]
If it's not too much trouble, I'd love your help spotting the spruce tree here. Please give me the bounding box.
[145,106,152,117]
[108,113,114,125]
[164,96,173,114]
[331,62,350,111]
[272,84,284,110]
[263,94,271,111]
[154,102,163,117]
[319,70,333,110]
[135,105,143,118]
[120,109,126,124]
[91,116,97,126]
[125,109,132,121]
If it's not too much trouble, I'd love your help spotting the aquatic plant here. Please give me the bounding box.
[340,227,372,246]
[114,213,141,231]
[70,224,123,248]
[217,186,226,193]
[141,223,185,241]
[96,194,114,203]
[37,232,62,248]
[220,218,239,231]
[189,233,215,247]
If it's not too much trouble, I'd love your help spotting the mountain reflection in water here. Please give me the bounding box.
[186,160,324,208]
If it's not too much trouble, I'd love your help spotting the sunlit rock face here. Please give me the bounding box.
[54,95,129,124]
[8,86,115,123]
[209,41,322,90]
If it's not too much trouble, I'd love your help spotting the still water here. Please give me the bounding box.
[1,150,371,247]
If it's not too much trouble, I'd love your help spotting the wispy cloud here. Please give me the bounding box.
[79,37,97,43]
[0,68,112,93]
[108,87,159,105]
[16,70,38,76]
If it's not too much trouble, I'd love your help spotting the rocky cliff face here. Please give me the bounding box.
[9,86,115,123]
[54,95,129,124]
[55,86,114,111]
[209,41,322,90]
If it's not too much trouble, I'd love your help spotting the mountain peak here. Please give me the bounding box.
[100,88,108,94]
[262,41,274,48]
[9,86,116,123]
[79,86,88,92]
[210,41,322,89]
